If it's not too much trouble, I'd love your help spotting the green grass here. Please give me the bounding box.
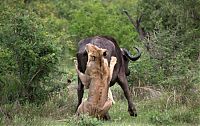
[0,101,146,126]
[1,85,199,126]
[1,100,199,126]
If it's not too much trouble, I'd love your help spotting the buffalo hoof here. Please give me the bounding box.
[128,107,137,117]
[129,110,137,117]
[102,113,111,120]
[128,104,137,117]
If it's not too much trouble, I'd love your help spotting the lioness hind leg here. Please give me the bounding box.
[76,99,89,115]
[99,99,112,117]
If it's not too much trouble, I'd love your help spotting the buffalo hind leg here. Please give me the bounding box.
[118,74,137,117]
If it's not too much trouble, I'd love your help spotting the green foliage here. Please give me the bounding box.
[130,29,199,88]
[128,0,200,93]
[0,1,61,104]
[68,0,139,47]
[129,51,165,86]
[0,85,76,126]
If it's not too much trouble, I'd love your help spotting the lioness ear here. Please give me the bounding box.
[85,43,96,53]
[85,44,92,53]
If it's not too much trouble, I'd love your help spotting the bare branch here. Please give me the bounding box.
[122,10,137,28]
[123,10,147,40]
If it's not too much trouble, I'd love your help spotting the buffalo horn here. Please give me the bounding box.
[123,47,141,61]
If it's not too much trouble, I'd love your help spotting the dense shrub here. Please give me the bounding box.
[0,1,60,104]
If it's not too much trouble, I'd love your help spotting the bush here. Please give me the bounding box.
[0,1,60,104]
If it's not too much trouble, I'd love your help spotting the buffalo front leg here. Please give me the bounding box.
[118,74,137,117]
[76,78,84,111]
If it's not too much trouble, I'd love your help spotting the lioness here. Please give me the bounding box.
[75,44,117,119]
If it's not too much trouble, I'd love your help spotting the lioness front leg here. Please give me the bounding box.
[74,60,91,87]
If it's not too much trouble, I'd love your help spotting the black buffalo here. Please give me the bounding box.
[76,36,141,119]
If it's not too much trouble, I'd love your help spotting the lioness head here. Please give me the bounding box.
[85,44,107,64]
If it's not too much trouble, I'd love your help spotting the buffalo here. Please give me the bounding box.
[76,36,141,119]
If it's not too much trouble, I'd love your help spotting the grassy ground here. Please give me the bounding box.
[1,85,199,126]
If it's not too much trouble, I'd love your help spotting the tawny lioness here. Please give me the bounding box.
[75,43,117,119]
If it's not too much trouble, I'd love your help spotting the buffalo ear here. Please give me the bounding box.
[83,50,87,56]
[102,49,108,57]
[121,48,128,60]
